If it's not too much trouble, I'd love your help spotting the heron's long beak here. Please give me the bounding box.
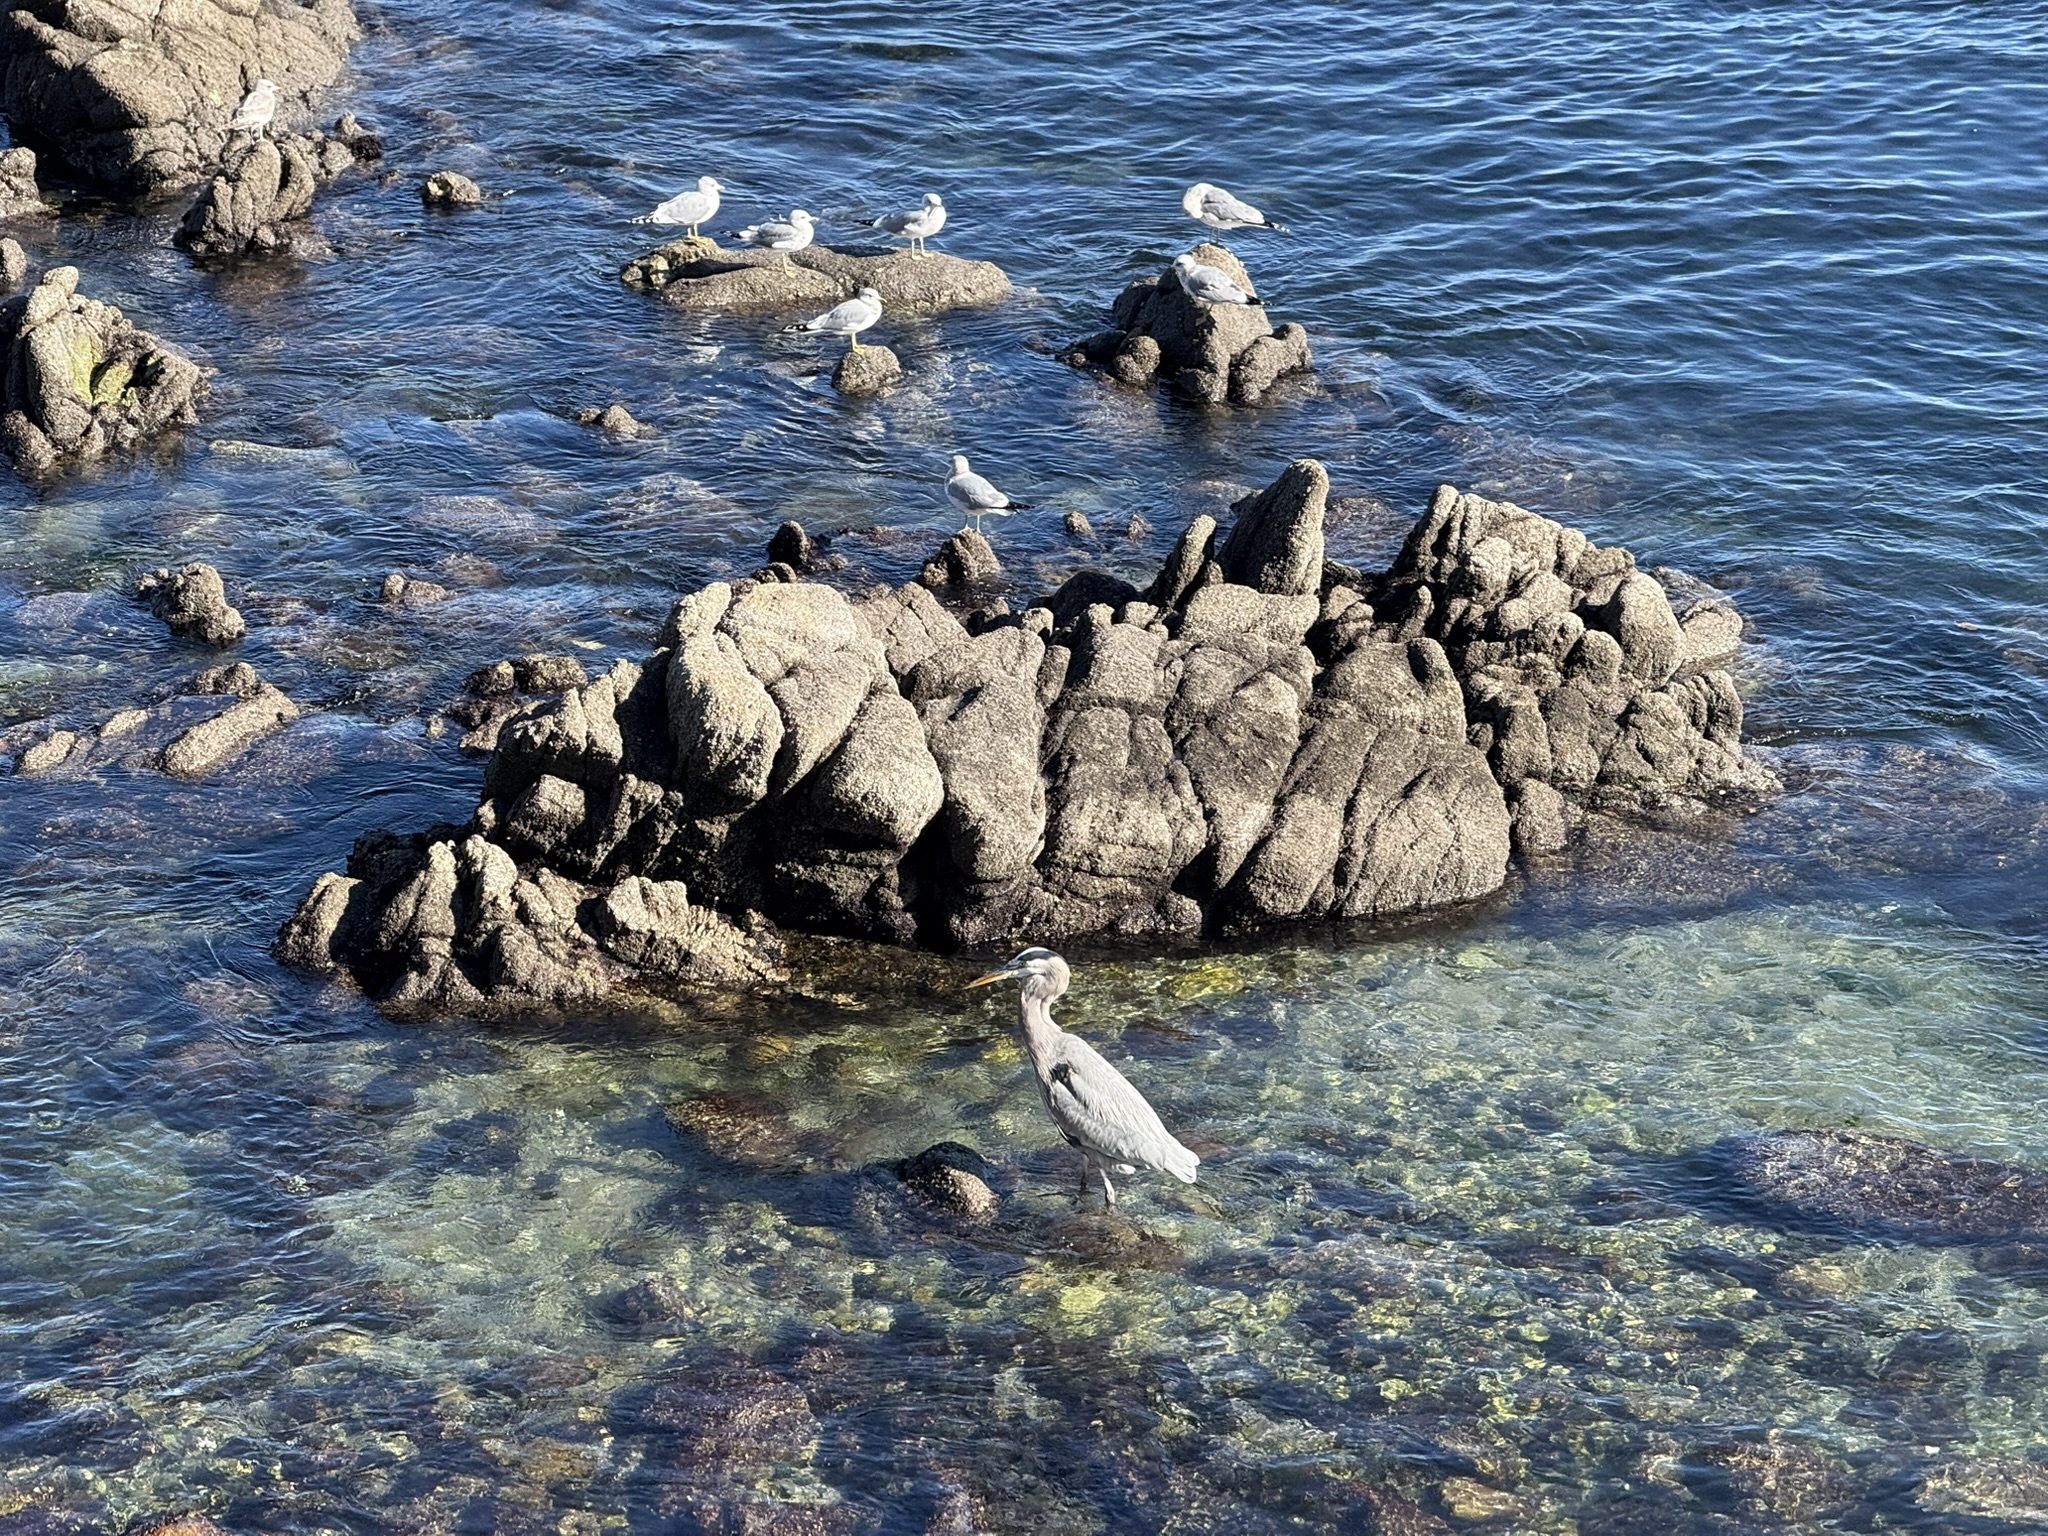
[963,970,1009,990]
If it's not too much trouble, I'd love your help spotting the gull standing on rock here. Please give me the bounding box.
[1182,181,1287,233]
[967,948,1200,1209]
[873,193,946,258]
[782,286,882,351]
[634,175,724,236]
[736,209,814,269]
[229,78,277,136]
[945,454,1029,534]
[1172,252,1262,307]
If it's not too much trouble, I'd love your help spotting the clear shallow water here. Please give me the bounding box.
[4,0,2048,1529]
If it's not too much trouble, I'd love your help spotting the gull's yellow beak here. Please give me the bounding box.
[963,970,1007,990]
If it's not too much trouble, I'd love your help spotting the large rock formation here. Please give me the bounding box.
[0,265,203,476]
[0,0,359,192]
[281,461,1776,1013]
[174,126,373,258]
[1062,244,1312,405]
[620,238,1008,316]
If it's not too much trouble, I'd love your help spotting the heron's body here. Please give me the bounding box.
[737,209,814,269]
[1172,253,1261,307]
[782,286,882,350]
[635,176,724,236]
[945,454,1028,534]
[229,79,277,135]
[968,949,1199,1207]
[874,193,946,257]
[1182,181,1286,233]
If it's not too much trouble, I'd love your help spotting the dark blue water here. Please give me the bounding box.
[4,2,2047,1530]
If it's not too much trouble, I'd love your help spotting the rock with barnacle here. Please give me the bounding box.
[1060,243,1311,405]
[280,455,1776,1014]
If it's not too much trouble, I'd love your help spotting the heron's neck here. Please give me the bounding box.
[1016,982,1064,1074]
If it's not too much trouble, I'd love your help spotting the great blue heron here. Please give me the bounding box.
[781,286,882,351]
[1171,253,1262,307]
[229,79,277,136]
[967,948,1200,1208]
[874,192,946,257]
[634,175,724,236]
[736,209,815,269]
[945,455,1029,535]
[1182,182,1287,233]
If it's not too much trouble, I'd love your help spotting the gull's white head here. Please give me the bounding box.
[924,193,945,209]
[789,209,812,223]
[698,176,724,193]
[950,454,971,476]
[856,286,881,303]
[256,78,276,94]
[1173,253,1199,274]
[1182,183,1213,210]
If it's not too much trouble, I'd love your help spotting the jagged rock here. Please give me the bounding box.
[381,571,450,607]
[0,267,203,476]
[175,132,358,258]
[160,682,297,778]
[446,652,591,753]
[1712,1128,2048,1245]
[573,402,650,437]
[1060,243,1311,405]
[0,235,25,289]
[137,562,245,646]
[11,726,78,776]
[0,0,359,192]
[281,463,1777,1011]
[620,237,1008,316]
[918,529,1001,590]
[832,342,901,396]
[421,170,485,207]
[333,112,381,161]
[10,663,298,780]
[0,145,46,217]
[894,1142,1000,1221]
[768,520,819,572]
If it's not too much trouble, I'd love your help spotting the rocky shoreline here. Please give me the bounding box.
[277,460,1778,1017]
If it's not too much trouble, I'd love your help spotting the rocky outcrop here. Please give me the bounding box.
[282,462,1777,1013]
[137,561,244,645]
[0,0,360,192]
[0,144,46,217]
[1061,244,1311,405]
[8,661,298,780]
[0,266,203,476]
[174,129,368,258]
[620,238,1008,316]
[445,652,589,754]
[894,1142,1000,1221]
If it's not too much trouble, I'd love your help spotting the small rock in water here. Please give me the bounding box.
[603,1273,694,1328]
[421,171,486,207]
[137,563,246,646]
[767,519,819,572]
[1062,509,1095,541]
[0,147,46,219]
[175,135,350,259]
[1125,511,1151,540]
[381,571,452,608]
[894,1142,1001,1221]
[0,236,26,290]
[131,1515,227,1536]
[160,682,300,780]
[573,402,651,437]
[832,343,902,396]
[189,661,261,697]
[13,728,81,777]
[334,113,384,162]
[918,528,1001,589]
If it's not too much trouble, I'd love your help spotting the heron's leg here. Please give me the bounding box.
[1100,1166,1118,1209]
[1078,1155,1093,1206]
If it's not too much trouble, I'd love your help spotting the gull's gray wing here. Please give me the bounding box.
[1202,186,1265,224]
[949,471,1010,509]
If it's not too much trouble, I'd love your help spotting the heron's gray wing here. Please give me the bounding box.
[1203,186,1264,224]
[1043,1035,1185,1173]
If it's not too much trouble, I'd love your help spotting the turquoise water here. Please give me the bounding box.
[4,1,2048,1529]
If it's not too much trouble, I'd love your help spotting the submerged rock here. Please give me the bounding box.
[9,662,298,780]
[894,1141,1001,1221]
[621,237,1008,316]
[0,0,360,192]
[421,170,486,207]
[1061,243,1311,405]
[137,562,245,646]
[0,145,47,217]
[574,402,652,437]
[0,267,204,477]
[282,462,1776,1011]
[380,571,451,608]
[159,682,298,779]
[174,132,360,258]
[1712,1128,2048,1245]
[832,342,902,396]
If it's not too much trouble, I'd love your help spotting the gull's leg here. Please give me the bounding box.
[849,332,863,352]
[780,253,792,271]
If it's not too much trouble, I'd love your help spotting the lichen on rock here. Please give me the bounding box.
[1061,243,1312,405]
[0,266,203,476]
[281,459,1777,1015]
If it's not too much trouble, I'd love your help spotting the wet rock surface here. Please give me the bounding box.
[621,238,1009,316]
[282,459,1773,1011]
[0,234,26,288]
[420,170,485,206]
[1711,1128,2048,1244]
[0,144,47,217]
[832,342,901,396]
[0,266,204,477]
[0,0,360,191]
[893,1141,1001,1221]
[174,131,364,258]
[445,651,590,753]
[8,661,299,780]
[574,401,652,437]
[137,562,245,646]
[1061,243,1312,405]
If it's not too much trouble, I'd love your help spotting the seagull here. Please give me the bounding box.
[781,286,882,351]
[229,79,277,136]
[1182,181,1287,233]
[1172,252,1262,307]
[967,948,1200,1209]
[873,193,946,258]
[735,209,815,269]
[945,454,1029,535]
[633,175,724,237]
